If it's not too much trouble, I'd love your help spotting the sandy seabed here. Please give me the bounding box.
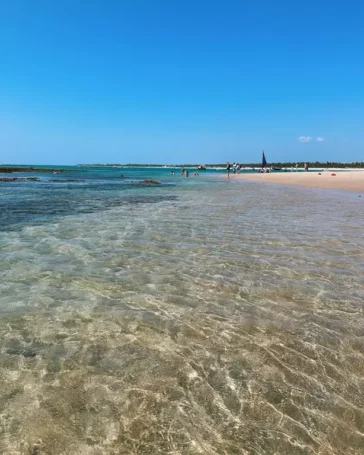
[232,170,364,193]
[1,172,364,455]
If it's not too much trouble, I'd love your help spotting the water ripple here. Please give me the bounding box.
[0,180,364,454]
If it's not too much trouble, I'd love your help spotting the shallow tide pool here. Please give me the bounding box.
[1,167,364,454]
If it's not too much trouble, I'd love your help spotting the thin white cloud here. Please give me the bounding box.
[316,137,325,142]
[298,136,312,143]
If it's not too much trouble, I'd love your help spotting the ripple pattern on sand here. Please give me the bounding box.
[1,182,364,454]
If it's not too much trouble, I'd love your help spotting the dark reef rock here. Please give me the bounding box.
[0,177,85,183]
[0,177,40,182]
[48,179,85,183]
[0,167,77,174]
[141,180,161,185]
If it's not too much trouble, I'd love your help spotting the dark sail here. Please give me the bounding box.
[262,151,267,168]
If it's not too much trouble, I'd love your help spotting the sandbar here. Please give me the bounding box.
[231,170,364,193]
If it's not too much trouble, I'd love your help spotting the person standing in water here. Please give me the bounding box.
[226,162,231,177]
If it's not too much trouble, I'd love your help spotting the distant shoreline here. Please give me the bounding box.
[75,164,364,170]
[2,164,364,173]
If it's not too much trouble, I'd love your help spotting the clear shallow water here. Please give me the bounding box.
[1,167,364,454]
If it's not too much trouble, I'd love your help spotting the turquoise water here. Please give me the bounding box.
[1,166,364,454]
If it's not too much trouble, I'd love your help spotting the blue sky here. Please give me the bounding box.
[1,0,363,164]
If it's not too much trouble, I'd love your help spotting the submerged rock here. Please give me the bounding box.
[0,177,40,182]
[0,167,76,174]
[48,179,86,182]
[141,180,161,185]
[0,177,85,183]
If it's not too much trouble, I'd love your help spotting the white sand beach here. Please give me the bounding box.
[233,170,364,193]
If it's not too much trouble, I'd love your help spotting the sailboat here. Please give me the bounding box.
[262,151,282,171]
[262,151,267,169]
